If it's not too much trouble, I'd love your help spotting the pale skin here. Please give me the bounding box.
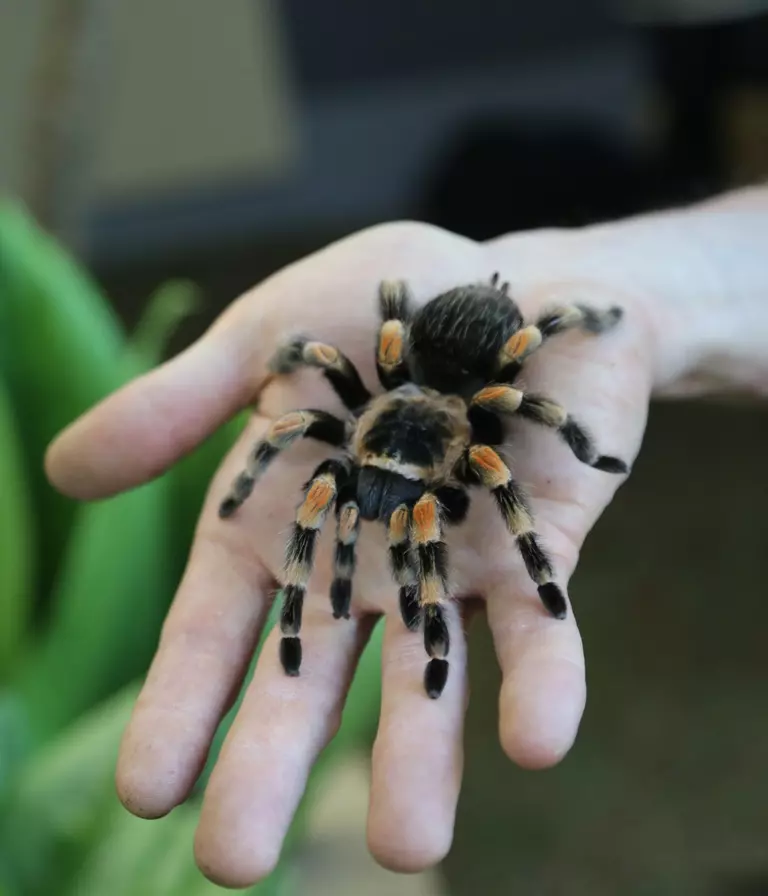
[45,184,768,888]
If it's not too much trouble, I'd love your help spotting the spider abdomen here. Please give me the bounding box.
[407,285,524,396]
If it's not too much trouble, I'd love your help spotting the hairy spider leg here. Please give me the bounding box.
[495,302,623,382]
[469,385,628,473]
[280,458,350,675]
[376,279,414,389]
[461,445,568,619]
[270,337,371,411]
[411,492,452,698]
[330,465,361,620]
[218,410,346,518]
[387,503,421,630]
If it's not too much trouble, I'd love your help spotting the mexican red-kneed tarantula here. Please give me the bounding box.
[219,274,628,698]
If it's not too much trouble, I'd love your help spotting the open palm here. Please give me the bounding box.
[46,221,652,887]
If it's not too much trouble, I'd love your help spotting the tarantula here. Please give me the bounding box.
[219,274,628,699]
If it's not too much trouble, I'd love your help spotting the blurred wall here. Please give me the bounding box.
[0,0,298,223]
[0,0,46,196]
[93,0,297,200]
[443,400,768,896]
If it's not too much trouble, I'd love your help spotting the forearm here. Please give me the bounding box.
[490,183,768,398]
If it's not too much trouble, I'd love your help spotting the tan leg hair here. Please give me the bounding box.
[467,445,533,535]
[471,385,566,428]
[376,279,413,389]
[285,472,337,586]
[377,320,406,372]
[280,458,349,675]
[378,279,413,320]
[411,493,447,608]
[536,302,622,339]
[410,492,452,699]
[495,303,622,380]
[218,409,345,519]
[471,385,524,416]
[268,335,371,411]
[463,445,567,619]
[330,498,360,620]
[469,388,627,474]
[497,325,543,368]
[387,503,421,631]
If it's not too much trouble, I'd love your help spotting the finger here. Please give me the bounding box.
[367,603,468,873]
[194,606,372,889]
[45,319,259,500]
[115,423,276,818]
[485,548,586,770]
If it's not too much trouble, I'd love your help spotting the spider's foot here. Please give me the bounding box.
[330,578,352,620]
[280,636,302,675]
[425,658,449,698]
[218,496,239,518]
[538,582,568,619]
[582,304,623,332]
[593,455,629,474]
[218,471,255,518]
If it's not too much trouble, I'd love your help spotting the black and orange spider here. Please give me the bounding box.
[219,274,628,698]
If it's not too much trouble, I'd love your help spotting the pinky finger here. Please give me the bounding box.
[485,579,586,770]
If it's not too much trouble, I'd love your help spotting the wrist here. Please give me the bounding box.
[489,185,768,398]
[586,185,768,398]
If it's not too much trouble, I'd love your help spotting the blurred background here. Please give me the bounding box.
[1,1,767,894]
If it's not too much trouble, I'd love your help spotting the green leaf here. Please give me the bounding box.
[0,377,34,680]
[67,795,285,896]
[0,682,140,895]
[0,690,32,802]
[127,279,203,368]
[13,474,173,745]
[66,802,193,896]
[0,201,127,612]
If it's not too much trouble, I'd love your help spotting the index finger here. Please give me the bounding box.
[44,310,263,501]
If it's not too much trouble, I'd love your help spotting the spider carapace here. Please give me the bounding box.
[219,274,628,698]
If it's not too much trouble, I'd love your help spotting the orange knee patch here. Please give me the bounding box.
[378,320,404,368]
[473,385,522,413]
[388,504,410,544]
[501,326,542,363]
[271,411,309,439]
[305,342,340,368]
[412,494,440,543]
[297,475,336,527]
[476,385,508,403]
[468,445,509,488]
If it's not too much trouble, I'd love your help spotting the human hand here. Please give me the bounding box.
[48,192,764,887]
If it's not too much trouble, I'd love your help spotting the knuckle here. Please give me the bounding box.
[356,219,437,247]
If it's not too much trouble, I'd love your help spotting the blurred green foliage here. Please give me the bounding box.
[0,203,383,894]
